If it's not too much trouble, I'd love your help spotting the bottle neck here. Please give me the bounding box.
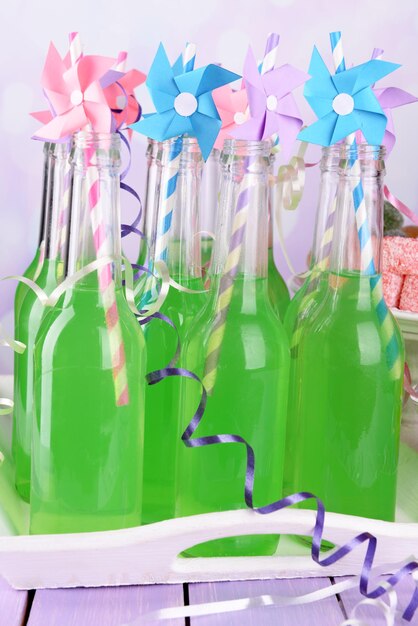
[330,145,385,277]
[310,148,342,269]
[152,137,203,280]
[38,142,50,247]
[142,139,162,260]
[200,148,220,234]
[67,132,122,287]
[211,140,270,282]
[42,142,72,263]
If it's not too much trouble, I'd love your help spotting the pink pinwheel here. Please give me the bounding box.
[32,42,116,141]
[212,84,248,149]
[232,47,309,158]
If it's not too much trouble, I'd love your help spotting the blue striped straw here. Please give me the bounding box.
[329,32,401,378]
[140,44,196,309]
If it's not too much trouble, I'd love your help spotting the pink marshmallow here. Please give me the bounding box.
[383,236,418,275]
[383,272,404,308]
[400,275,418,313]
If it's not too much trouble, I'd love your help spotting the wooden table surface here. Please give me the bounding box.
[1,574,417,626]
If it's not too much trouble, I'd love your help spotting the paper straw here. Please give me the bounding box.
[261,33,280,148]
[203,157,255,394]
[68,31,82,66]
[85,146,129,405]
[141,44,196,308]
[203,34,279,393]
[182,42,196,73]
[329,31,401,378]
[260,32,279,74]
[114,50,127,72]
[72,33,129,405]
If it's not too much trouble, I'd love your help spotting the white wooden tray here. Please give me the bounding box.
[0,375,417,591]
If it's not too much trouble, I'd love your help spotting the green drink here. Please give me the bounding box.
[141,276,206,524]
[30,277,145,534]
[30,131,146,535]
[176,139,290,557]
[13,142,71,502]
[177,276,289,556]
[13,258,61,501]
[140,137,206,524]
[286,145,404,525]
[267,248,290,321]
[288,271,403,521]
[14,249,42,320]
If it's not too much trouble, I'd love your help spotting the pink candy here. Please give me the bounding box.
[382,236,418,312]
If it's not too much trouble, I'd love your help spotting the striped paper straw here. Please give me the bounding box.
[115,50,127,72]
[261,33,280,148]
[203,157,255,394]
[50,33,81,263]
[141,44,195,308]
[72,33,129,405]
[260,32,279,74]
[203,34,279,393]
[85,145,129,405]
[329,31,401,378]
[69,31,82,65]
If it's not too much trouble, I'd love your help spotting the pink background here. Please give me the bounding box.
[1,0,418,372]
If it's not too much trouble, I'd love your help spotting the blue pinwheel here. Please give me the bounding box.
[298,46,400,146]
[130,44,240,159]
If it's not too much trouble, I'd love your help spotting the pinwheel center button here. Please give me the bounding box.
[234,112,246,125]
[332,93,354,116]
[174,92,198,117]
[70,90,84,106]
[266,95,278,112]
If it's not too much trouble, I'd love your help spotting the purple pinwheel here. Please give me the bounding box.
[231,46,309,158]
[370,87,417,154]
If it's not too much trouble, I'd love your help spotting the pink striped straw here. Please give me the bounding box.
[114,50,127,72]
[70,33,129,406]
[85,147,129,405]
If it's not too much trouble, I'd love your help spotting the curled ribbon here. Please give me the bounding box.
[384,185,418,227]
[272,142,319,278]
[143,364,418,622]
[138,561,408,623]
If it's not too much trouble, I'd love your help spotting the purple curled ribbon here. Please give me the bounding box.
[146,365,418,621]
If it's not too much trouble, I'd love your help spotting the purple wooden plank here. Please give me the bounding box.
[0,576,28,626]
[27,584,185,626]
[189,577,344,625]
[339,575,418,625]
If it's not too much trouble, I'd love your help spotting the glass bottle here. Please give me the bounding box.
[13,142,72,502]
[176,139,290,557]
[137,139,162,269]
[287,144,404,522]
[283,148,341,340]
[30,131,146,534]
[282,147,341,495]
[140,137,206,525]
[267,200,290,321]
[14,142,51,319]
[200,148,220,269]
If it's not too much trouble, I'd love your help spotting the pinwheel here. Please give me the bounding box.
[212,84,249,150]
[298,46,400,147]
[32,42,116,141]
[101,65,146,131]
[231,46,308,158]
[129,43,240,160]
[368,86,417,154]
